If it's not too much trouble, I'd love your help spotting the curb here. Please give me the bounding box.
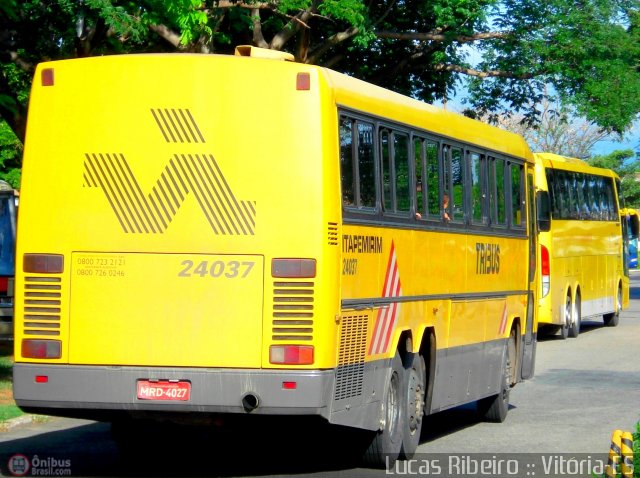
[0,414,43,432]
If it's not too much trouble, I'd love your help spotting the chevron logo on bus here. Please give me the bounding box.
[83,109,256,235]
[369,241,403,355]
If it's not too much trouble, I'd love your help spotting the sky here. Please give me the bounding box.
[592,126,640,156]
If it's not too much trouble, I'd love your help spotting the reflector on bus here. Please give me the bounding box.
[41,68,54,87]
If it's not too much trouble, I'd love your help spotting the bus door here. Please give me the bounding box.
[520,172,538,380]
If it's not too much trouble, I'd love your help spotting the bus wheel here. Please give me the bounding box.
[363,351,404,468]
[400,352,425,460]
[479,329,515,423]
[568,293,581,338]
[560,294,571,339]
[603,286,621,327]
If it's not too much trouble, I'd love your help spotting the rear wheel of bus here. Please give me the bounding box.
[479,328,516,423]
[363,349,425,467]
[568,292,581,338]
[363,351,403,467]
[603,285,622,326]
[559,293,572,339]
[400,351,425,460]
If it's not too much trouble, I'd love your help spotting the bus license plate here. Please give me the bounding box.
[137,380,191,401]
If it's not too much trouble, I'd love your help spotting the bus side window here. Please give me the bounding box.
[426,141,440,218]
[495,158,506,225]
[394,133,410,213]
[339,116,355,206]
[357,122,375,208]
[451,147,465,222]
[510,162,524,227]
[381,129,392,211]
[339,116,375,210]
[470,152,484,224]
[588,175,600,219]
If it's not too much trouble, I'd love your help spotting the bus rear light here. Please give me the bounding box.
[271,258,316,278]
[269,345,314,365]
[296,72,310,90]
[541,245,550,297]
[23,254,64,274]
[41,68,54,86]
[22,339,61,359]
[35,375,49,383]
[282,381,297,390]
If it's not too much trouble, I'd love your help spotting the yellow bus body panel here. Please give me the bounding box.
[69,253,264,366]
[17,54,342,369]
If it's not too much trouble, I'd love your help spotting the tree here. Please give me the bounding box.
[484,98,614,158]
[589,149,640,208]
[1,0,639,150]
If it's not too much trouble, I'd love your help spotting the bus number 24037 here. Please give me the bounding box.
[178,260,255,278]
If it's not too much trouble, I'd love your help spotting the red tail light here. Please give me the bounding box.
[540,245,550,297]
[269,345,314,365]
[23,254,64,274]
[541,245,550,276]
[22,339,61,359]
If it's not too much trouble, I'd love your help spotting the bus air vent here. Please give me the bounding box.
[327,222,338,246]
[272,281,314,341]
[22,276,62,337]
[334,313,368,400]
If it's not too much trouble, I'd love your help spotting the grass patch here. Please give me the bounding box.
[0,344,23,422]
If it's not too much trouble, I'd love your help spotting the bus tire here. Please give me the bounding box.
[363,351,404,468]
[400,351,425,460]
[603,286,621,327]
[479,329,515,423]
[559,293,571,339]
[568,293,581,338]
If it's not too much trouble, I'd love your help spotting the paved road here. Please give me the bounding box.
[1,273,639,477]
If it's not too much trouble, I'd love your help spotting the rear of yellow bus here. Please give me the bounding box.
[13,52,343,421]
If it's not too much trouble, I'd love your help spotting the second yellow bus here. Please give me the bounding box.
[535,153,628,338]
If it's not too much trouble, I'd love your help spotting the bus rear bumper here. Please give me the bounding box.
[13,363,334,421]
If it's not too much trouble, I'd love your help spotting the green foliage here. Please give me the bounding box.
[0,0,638,187]
[634,421,640,478]
[0,121,21,189]
[469,0,640,133]
[589,149,640,208]
[164,0,211,45]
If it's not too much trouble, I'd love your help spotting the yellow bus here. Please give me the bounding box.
[534,153,628,338]
[14,46,538,465]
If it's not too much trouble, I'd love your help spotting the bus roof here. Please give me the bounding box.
[535,152,619,179]
[32,48,535,164]
[322,68,534,163]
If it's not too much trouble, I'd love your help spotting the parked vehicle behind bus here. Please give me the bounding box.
[0,180,16,340]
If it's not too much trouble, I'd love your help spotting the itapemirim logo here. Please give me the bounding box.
[83,109,256,235]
